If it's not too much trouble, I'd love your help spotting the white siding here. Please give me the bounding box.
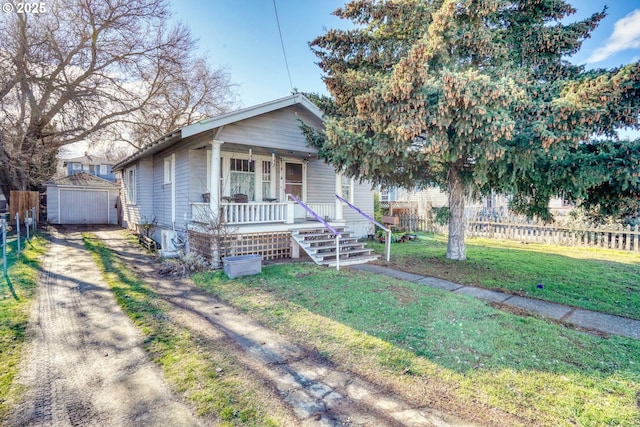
[345,180,376,238]
[307,158,335,203]
[151,143,207,232]
[138,157,154,220]
[306,158,375,238]
[347,180,374,220]
[174,149,189,229]
[153,155,171,228]
[46,185,59,224]
[189,148,209,202]
[218,107,320,154]
[121,157,153,231]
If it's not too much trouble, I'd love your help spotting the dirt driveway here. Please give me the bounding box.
[6,227,199,426]
[7,226,480,426]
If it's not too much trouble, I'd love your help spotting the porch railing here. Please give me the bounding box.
[191,201,288,225]
[305,203,335,221]
[223,202,288,224]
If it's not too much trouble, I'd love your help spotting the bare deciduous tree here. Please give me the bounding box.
[0,0,237,202]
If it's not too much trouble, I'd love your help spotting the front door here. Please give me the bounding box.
[283,161,306,219]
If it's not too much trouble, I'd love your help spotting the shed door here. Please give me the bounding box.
[59,189,109,224]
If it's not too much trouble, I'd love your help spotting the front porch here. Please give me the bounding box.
[182,137,377,267]
[190,201,338,226]
[186,194,384,269]
[186,211,348,263]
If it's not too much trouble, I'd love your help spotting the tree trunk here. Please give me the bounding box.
[447,165,467,260]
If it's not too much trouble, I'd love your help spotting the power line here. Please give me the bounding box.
[272,0,294,93]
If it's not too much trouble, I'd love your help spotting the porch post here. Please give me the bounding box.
[335,173,344,221]
[210,139,224,218]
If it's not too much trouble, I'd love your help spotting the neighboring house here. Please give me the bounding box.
[62,155,116,182]
[112,94,377,266]
[380,186,444,216]
[46,172,120,225]
[384,184,572,221]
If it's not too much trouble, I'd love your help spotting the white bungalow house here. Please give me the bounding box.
[112,94,381,267]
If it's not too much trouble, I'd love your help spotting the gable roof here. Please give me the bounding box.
[47,172,119,188]
[113,94,324,171]
[62,155,110,165]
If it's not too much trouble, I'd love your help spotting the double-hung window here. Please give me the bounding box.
[164,155,174,184]
[126,167,136,204]
[262,160,273,200]
[230,158,255,201]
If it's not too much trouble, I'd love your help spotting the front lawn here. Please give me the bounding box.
[193,264,640,427]
[369,234,640,319]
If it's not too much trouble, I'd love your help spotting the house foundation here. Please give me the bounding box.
[187,229,291,262]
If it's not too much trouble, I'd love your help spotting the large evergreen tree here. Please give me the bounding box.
[307,0,640,260]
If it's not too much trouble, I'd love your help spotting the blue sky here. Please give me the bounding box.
[171,0,640,108]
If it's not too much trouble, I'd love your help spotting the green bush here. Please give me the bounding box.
[431,206,449,226]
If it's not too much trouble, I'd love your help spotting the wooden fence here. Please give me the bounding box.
[396,214,447,234]
[10,191,40,224]
[468,220,640,252]
[394,213,640,252]
[397,214,427,231]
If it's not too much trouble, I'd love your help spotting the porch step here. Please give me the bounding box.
[307,242,364,254]
[294,229,346,238]
[291,228,379,267]
[304,236,359,246]
[323,255,380,268]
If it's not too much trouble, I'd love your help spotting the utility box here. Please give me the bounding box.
[223,254,262,279]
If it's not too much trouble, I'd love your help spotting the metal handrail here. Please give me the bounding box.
[287,193,342,270]
[335,194,391,262]
[1,218,6,275]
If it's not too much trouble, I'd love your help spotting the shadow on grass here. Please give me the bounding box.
[82,234,286,425]
[194,264,640,425]
[84,229,640,426]
[82,235,164,323]
[367,236,640,320]
[3,273,19,301]
[193,263,640,426]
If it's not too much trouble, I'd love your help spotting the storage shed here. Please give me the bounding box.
[46,172,120,225]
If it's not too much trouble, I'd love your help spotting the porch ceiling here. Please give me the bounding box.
[217,142,318,160]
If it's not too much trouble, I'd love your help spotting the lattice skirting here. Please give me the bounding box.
[187,230,291,261]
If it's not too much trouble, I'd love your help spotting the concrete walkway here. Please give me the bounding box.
[352,264,640,340]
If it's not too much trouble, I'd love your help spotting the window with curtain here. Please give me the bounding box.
[262,160,272,200]
[230,158,255,201]
[285,162,303,199]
